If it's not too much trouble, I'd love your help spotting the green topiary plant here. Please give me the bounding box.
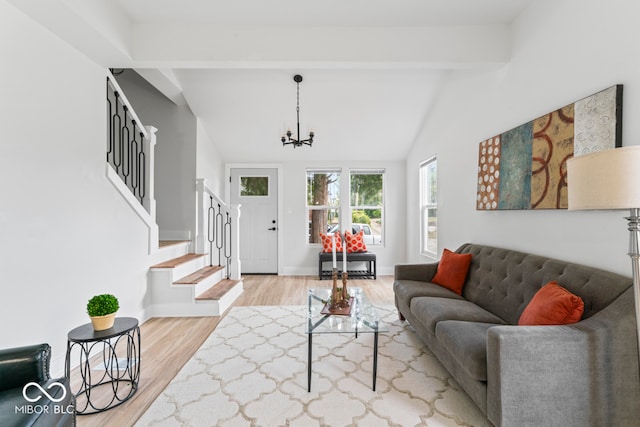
[87,294,120,317]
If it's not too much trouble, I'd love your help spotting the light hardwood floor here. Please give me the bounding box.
[75,274,395,427]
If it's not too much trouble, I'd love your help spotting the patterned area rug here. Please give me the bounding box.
[136,305,491,426]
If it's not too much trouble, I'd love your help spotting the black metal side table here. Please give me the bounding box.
[65,317,141,414]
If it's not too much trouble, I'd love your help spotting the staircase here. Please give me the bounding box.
[148,241,243,317]
[106,70,243,318]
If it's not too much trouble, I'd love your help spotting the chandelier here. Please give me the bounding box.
[281,74,314,148]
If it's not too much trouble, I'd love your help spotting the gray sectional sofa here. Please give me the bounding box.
[394,243,640,427]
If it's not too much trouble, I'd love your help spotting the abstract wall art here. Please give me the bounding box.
[476,85,622,210]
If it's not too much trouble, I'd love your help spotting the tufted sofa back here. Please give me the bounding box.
[456,243,633,325]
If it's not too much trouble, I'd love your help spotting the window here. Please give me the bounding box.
[350,170,384,245]
[307,168,385,246]
[240,176,269,196]
[306,169,340,244]
[420,157,437,256]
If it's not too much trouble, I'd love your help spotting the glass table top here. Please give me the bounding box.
[306,287,388,334]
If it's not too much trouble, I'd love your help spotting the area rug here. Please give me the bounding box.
[135,305,491,427]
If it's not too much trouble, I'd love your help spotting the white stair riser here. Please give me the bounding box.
[149,257,207,283]
[149,243,190,267]
[193,269,226,297]
[150,275,194,305]
[195,281,244,314]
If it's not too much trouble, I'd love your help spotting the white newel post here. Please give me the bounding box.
[230,204,242,280]
[195,178,208,254]
[144,126,158,250]
[143,126,157,216]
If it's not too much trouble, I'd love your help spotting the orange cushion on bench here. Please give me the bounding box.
[319,232,343,253]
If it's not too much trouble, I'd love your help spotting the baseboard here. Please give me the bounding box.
[145,303,222,317]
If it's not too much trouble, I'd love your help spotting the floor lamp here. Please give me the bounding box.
[567,145,640,362]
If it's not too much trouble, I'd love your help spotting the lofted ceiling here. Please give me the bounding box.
[10,0,534,162]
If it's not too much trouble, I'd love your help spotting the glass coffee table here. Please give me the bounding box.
[306,287,388,391]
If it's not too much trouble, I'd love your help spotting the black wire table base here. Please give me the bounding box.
[65,317,141,415]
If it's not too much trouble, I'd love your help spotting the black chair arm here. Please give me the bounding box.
[0,343,51,392]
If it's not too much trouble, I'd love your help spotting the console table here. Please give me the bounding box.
[65,317,140,414]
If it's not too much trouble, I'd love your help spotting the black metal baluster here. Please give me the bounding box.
[121,106,130,185]
[207,197,215,267]
[130,120,139,197]
[138,132,145,203]
[215,204,224,266]
[224,213,232,278]
[112,92,122,173]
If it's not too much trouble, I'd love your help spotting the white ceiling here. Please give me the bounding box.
[115,0,531,27]
[11,0,534,162]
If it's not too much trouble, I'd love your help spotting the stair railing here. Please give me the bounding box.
[196,179,241,280]
[106,70,158,253]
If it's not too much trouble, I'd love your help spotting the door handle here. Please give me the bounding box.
[268,227,277,231]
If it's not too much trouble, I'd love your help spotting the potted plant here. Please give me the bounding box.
[87,294,119,331]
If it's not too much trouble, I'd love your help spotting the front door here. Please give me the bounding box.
[230,168,278,274]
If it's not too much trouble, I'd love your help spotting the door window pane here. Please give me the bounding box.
[240,176,269,196]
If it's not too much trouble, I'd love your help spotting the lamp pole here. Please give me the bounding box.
[626,208,640,366]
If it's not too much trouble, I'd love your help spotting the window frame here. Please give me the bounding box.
[306,168,341,244]
[349,169,385,246]
[420,157,437,257]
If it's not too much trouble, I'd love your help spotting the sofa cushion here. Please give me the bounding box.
[431,249,473,295]
[394,280,465,307]
[456,243,632,324]
[518,281,584,326]
[436,321,497,381]
[411,297,506,333]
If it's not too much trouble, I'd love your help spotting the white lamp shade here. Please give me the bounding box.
[567,146,640,210]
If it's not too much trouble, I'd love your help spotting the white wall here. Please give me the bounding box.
[115,70,198,241]
[196,119,225,196]
[280,159,406,275]
[406,0,637,276]
[0,0,153,374]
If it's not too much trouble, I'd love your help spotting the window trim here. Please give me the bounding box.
[349,169,385,246]
[420,157,437,257]
[306,168,341,244]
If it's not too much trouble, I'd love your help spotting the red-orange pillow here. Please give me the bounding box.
[518,281,584,326]
[431,249,472,295]
[345,229,368,253]
[319,232,343,253]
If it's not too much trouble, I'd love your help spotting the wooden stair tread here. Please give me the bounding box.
[195,279,240,301]
[159,240,189,248]
[174,265,225,285]
[151,253,206,269]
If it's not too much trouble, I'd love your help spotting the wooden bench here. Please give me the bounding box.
[318,252,377,280]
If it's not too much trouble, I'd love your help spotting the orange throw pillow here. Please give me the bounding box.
[518,281,584,326]
[431,249,472,295]
[319,232,343,253]
[345,229,368,253]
